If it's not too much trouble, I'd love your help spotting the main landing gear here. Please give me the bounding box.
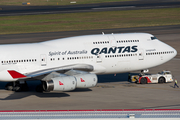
[5,81,29,92]
[5,81,45,92]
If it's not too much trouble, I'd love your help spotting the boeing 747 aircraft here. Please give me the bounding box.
[0,33,177,92]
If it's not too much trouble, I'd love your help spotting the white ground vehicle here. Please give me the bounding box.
[131,71,173,84]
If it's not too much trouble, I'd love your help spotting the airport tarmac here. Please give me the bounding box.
[0,25,179,110]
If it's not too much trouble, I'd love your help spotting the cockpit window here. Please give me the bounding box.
[151,36,157,40]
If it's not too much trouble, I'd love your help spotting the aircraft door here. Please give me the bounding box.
[41,54,47,66]
[108,34,117,47]
[96,54,102,63]
[138,49,144,60]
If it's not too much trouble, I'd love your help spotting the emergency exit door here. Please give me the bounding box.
[96,54,102,63]
[138,49,144,60]
[108,35,117,47]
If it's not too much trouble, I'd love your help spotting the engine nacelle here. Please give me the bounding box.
[42,70,98,91]
[42,76,77,91]
[74,73,98,88]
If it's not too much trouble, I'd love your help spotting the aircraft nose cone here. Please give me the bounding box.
[169,45,177,59]
[173,48,177,58]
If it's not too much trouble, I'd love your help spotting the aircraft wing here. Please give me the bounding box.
[8,64,94,79]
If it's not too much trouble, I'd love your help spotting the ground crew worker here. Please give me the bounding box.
[174,79,179,88]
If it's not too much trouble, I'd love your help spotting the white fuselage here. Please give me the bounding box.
[0,33,177,81]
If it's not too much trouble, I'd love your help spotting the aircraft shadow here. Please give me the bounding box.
[0,80,70,100]
[0,92,70,100]
[0,73,134,100]
[67,88,92,92]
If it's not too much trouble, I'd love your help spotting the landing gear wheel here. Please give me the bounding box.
[5,81,29,92]
[158,77,165,83]
[140,77,147,84]
[5,82,13,91]
[12,86,21,92]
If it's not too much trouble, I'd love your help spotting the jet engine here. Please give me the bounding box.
[42,70,98,92]
[42,76,77,91]
[73,73,97,88]
[65,70,98,88]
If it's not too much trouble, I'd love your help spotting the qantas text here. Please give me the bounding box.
[91,46,138,55]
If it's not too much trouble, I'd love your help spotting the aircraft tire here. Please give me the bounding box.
[10,82,29,92]
[12,86,21,92]
[6,86,13,91]
[5,82,13,91]
[140,77,147,84]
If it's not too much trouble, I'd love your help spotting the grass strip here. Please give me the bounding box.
[0,8,180,35]
[0,0,132,6]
